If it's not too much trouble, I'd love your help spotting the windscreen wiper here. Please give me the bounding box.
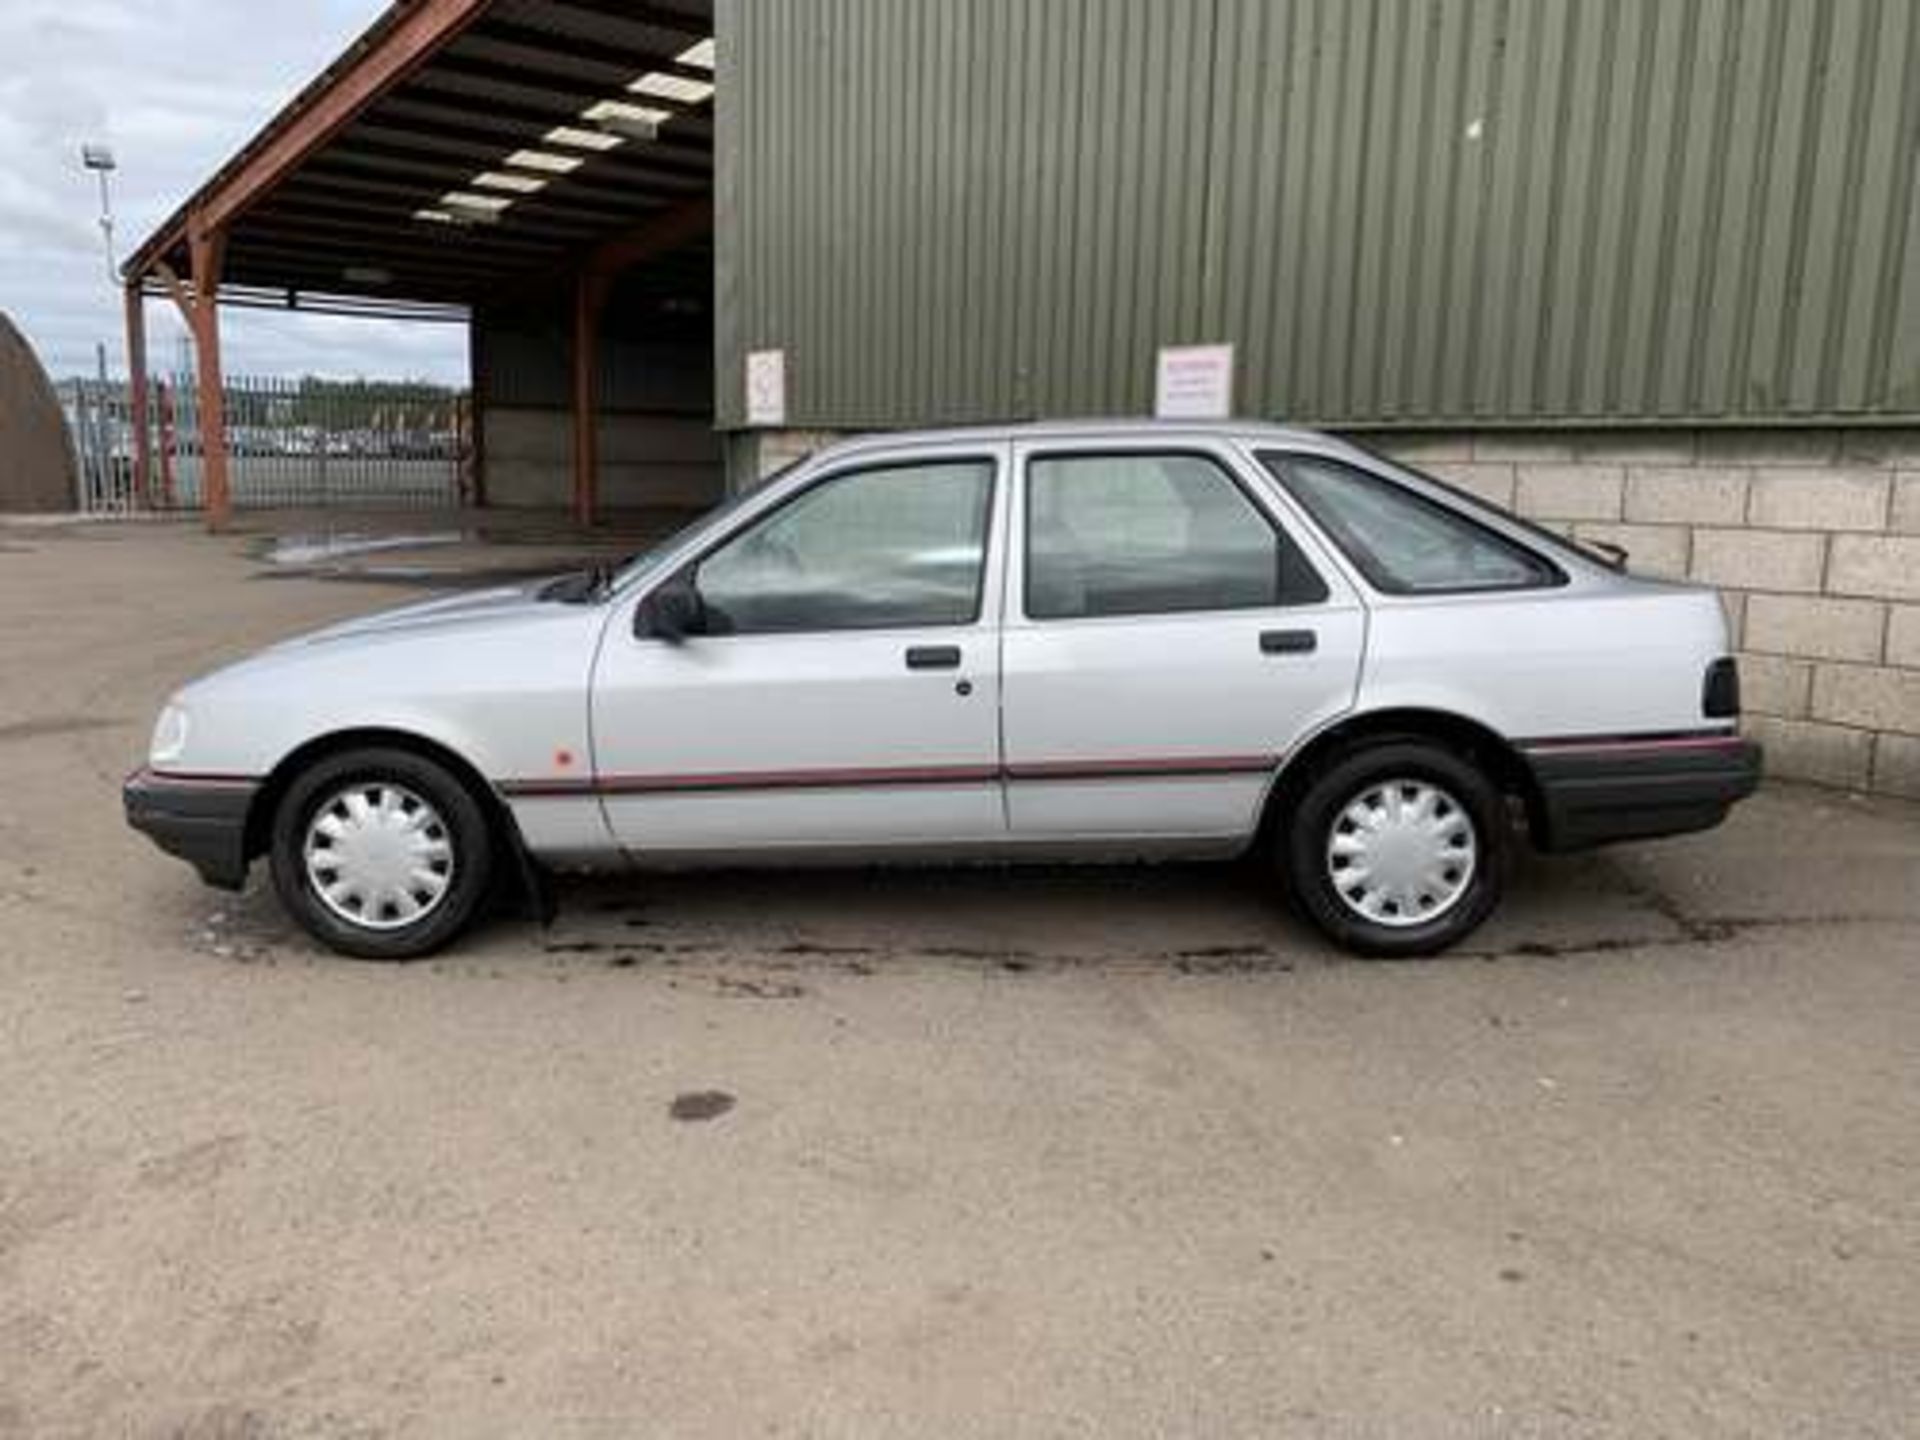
[537,565,612,603]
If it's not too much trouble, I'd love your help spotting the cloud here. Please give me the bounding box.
[0,1,466,382]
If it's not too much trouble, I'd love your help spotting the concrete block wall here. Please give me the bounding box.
[724,423,1919,797]
[719,428,847,491]
[483,407,724,511]
[1373,428,1920,798]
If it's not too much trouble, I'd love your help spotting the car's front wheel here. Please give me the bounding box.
[270,747,493,960]
[1283,739,1507,958]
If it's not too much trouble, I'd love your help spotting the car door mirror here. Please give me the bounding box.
[634,573,705,643]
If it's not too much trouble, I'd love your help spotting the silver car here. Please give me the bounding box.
[126,421,1759,959]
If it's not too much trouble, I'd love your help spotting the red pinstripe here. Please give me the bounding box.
[498,754,1279,799]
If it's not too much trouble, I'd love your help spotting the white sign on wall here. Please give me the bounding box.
[745,348,787,427]
[1154,343,1235,419]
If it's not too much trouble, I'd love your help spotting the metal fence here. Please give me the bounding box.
[64,374,469,515]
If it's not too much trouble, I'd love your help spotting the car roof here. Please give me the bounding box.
[802,417,1640,593]
[815,417,1355,459]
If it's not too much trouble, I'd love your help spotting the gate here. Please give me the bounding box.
[63,378,139,514]
[67,374,469,514]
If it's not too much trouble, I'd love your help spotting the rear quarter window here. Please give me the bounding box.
[1260,453,1564,595]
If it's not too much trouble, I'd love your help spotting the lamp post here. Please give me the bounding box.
[80,143,118,286]
[82,142,135,505]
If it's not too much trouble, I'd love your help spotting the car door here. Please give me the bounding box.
[1001,437,1365,840]
[589,442,1009,858]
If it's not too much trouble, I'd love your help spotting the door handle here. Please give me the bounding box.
[1259,629,1317,655]
[905,644,963,670]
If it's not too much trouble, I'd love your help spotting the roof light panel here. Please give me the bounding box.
[676,37,715,70]
[505,148,583,174]
[472,170,547,193]
[581,100,671,127]
[441,191,512,213]
[544,126,624,152]
[630,71,714,104]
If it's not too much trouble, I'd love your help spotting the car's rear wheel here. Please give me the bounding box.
[270,747,492,960]
[1282,739,1507,958]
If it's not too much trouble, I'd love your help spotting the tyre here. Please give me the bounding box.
[1282,739,1508,958]
[269,747,493,960]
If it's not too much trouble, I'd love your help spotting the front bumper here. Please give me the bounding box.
[1524,735,1762,853]
[123,768,259,890]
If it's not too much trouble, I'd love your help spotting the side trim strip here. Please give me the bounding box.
[499,754,1280,799]
[141,768,263,788]
[600,763,1001,796]
[1003,755,1277,782]
[1518,728,1744,756]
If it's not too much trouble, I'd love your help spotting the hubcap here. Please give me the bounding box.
[1325,777,1477,928]
[303,781,454,931]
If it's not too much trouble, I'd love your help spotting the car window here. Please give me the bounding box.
[1024,452,1328,620]
[1261,453,1561,593]
[613,459,802,589]
[694,459,994,634]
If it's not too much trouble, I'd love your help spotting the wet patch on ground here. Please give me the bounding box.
[248,564,566,589]
[716,975,808,1000]
[256,532,464,566]
[0,715,129,745]
[183,843,1905,983]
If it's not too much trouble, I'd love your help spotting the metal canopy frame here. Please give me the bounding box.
[122,0,716,529]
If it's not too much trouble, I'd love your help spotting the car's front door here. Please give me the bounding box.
[1001,440,1365,840]
[589,444,1008,858]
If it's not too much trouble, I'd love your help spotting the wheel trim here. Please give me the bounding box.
[302,781,455,931]
[1325,777,1477,928]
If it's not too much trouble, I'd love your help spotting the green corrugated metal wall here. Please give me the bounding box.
[715,0,1920,431]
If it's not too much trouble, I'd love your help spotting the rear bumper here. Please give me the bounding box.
[1522,733,1762,853]
[123,768,259,890]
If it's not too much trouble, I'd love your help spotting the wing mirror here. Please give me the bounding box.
[634,573,705,643]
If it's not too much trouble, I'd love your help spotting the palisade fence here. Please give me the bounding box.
[64,374,470,514]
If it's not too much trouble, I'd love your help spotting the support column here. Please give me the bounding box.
[571,270,603,528]
[187,223,230,532]
[466,313,487,508]
[124,282,151,508]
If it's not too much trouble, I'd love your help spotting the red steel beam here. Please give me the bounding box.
[189,223,233,532]
[572,268,603,528]
[562,201,713,526]
[199,0,493,237]
[124,283,151,507]
[586,198,714,278]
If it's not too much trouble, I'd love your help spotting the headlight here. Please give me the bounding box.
[149,703,190,766]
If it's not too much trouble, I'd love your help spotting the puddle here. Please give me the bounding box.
[0,714,128,744]
[250,565,557,589]
[262,531,464,566]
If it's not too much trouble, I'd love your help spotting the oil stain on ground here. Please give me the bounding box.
[669,1090,735,1123]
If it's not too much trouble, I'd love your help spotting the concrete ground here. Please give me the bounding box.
[3,515,1918,1439]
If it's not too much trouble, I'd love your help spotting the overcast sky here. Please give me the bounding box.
[1,0,467,384]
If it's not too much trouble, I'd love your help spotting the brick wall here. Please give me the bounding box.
[1373,428,1920,798]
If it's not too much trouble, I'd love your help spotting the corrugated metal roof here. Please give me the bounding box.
[131,0,714,313]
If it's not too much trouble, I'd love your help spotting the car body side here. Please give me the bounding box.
[124,423,1758,891]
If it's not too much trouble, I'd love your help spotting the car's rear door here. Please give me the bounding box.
[1001,436,1365,841]
[588,440,1009,858]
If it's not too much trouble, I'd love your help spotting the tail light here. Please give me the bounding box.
[1702,657,1741,718]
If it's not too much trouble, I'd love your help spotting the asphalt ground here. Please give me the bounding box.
[3,516,1917,1438]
